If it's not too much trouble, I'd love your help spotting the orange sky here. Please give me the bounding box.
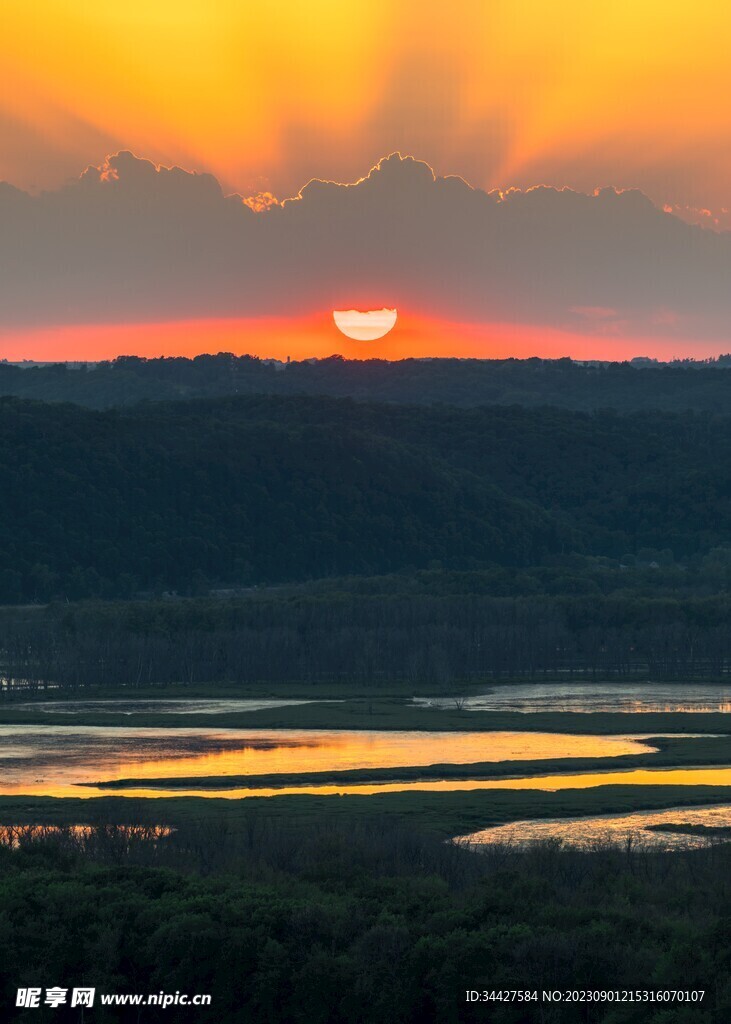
[2,312,720,365]
[3,2,731,361]
[3,1,731,217]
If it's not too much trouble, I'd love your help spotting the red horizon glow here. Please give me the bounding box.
[0,311,727,364]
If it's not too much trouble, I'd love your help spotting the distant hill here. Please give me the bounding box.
[4,353,731,412]
[1,393,730,602]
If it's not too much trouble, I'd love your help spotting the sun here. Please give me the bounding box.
[332,308,397,341]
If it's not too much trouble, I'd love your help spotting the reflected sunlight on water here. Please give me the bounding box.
[13,698,321,715]
[0,824,173,847]
[0,726,674,798]
[454,803,731,850]
[414,682,731,713]
[65,765,731,800]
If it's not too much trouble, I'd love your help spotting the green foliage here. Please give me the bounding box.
[1,393,731,603]
[0,821,729,1022]
[0,395,569,603]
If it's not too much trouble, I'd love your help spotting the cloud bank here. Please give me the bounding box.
[1,151,730,344]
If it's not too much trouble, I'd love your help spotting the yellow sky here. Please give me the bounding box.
[2,1,731,213]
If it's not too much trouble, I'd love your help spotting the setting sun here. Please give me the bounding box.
[332,308,398,342]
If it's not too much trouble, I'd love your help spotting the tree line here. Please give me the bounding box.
[5,588,731,689]
[5,351,731,413]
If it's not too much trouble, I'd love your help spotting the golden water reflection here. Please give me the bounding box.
[0,726,668,798]
[78,770,731,798]
[455,804,731,850]
[13,765,731,801]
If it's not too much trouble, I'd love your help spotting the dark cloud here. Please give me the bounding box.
[1,150,730,340]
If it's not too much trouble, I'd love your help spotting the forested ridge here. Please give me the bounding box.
[1,394,731,603]
[0,396,558,603]
[5,353,731,412]
[7,354,731,413]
